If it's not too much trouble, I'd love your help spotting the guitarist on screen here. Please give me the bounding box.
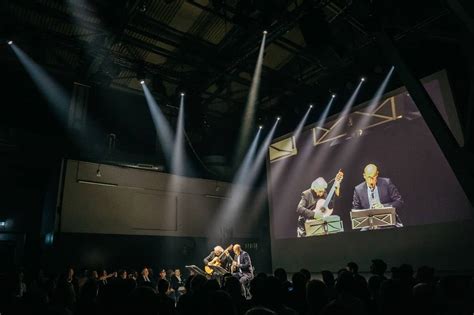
[203,245,233,274]
[296,170,344,237]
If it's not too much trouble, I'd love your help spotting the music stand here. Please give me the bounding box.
[350,207,396,230]
[185,265,207,277]
[207,265,228,276]
[305,215,344,236]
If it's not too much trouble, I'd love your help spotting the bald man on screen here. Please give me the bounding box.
[352,164,404,227]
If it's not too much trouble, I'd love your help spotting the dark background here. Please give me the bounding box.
[269,90,472,239]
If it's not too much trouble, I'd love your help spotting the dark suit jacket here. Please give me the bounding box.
[234,251,252,275]
[136,275,154,288]
[170,275,184,291]
[352,177,404,210]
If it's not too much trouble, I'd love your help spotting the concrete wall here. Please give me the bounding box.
[60,160,257,238]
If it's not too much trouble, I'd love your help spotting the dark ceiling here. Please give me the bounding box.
[1,0,474,177]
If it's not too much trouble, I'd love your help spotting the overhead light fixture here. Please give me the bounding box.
[204,194,229,200]
[78,180,118,187]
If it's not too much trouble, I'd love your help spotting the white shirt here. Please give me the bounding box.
[367,185,381,208]
[237,254,242,273]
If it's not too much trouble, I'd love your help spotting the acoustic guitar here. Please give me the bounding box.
[313,170,343,218]
[204,244,233,275]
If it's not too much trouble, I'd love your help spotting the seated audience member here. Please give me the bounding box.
[137,267,154,288]
[346,262,369,304]
[209,289,238,315]
[126,286,158,315]
[321,270,337,300]
[321,271,365,315]
[224,275,249,314]
[368,259,387,300]
[170,268,185,301]
[300,268,311,282]
[306,279,328,315]
[287,272,307,315]
[157,279,176,315]
[274,268,292,293]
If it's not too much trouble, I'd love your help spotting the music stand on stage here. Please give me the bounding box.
[207,265,228,276]
[350,207,396,230]
[305,215,344,236]
[185,265,207,277]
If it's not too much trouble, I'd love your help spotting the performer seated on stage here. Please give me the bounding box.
[352,163,404,227]
[231,244,253,285]
[203,245,233,272]
[296,171,343,237]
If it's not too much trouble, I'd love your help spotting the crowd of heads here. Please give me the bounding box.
[1,259,473,315]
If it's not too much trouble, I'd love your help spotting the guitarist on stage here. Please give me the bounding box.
[203,245,233,273]
[296,171,344,237]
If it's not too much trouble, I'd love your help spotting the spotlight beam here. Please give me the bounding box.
[10,43,105,151]
[171,93,187,176]
[235,31,267,165]
[293,106,312,142]
[273,85,361,198]
[211,123,278,234]
[269,96,335,189]
[335,66,395,165]
[309,80,364,167]
[11,44,70,124]
[142,83,174,164]
[246,119,279,183]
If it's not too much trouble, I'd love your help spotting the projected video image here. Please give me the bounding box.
[268,74,472,239]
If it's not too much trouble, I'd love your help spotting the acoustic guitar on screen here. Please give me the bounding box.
[313,170,343,217]
[204,244,233,275]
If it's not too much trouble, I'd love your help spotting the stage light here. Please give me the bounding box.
[309,104,313,109]
[140,80,145,85]
[180,92,185,96]
[7,40,13,45]
[259,125,263,129]
[361,77,366,82]
[0,221,5,227]
[276,116,281,121]
[332,94,336,98]
[263,30,268,35]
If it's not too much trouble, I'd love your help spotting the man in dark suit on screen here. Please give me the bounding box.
[353,164,404,227]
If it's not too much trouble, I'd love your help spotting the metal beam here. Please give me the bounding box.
[84,0,142,78]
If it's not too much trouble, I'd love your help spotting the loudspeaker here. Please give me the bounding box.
[68,82,90,134]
